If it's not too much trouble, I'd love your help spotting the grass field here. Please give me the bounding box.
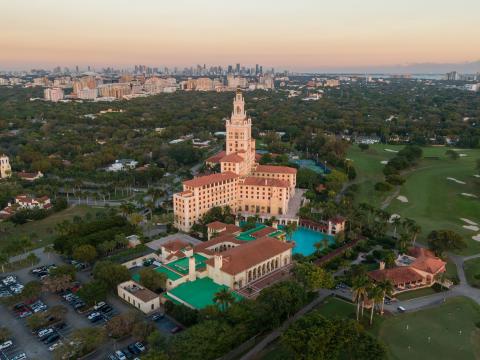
[347,144,480,255]
[464,258,480,288]
[379,297,480,360]
[395,287,439,301]
[0,205,106,252]
[259,296,480,360]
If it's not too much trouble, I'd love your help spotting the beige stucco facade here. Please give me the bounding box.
[117,280,161,314]
[0,155,11,179]
[174,91,297,232]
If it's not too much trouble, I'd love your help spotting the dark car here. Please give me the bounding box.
[90,314,103,323]
[44,333,60,344]
[151,313,164,321]
[127,344,140,355]
[121,348,133,359]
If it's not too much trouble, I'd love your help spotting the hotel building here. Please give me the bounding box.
[173,90,298,232]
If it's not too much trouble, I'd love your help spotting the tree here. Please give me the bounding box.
[73,244,98,264]
[368,286,383,325]
[77,280,108,306]
[351,275,369,321]
[0,253,8,273]
[377,279,394,315]
[26,252,39,267]
[282,311,386,360]
[92,261,130,289]
[0,327,11,342]
[445,149,459,160]
[43,274,73,293]
[138,267,167,292]
[284,222,297,241]
[213,288,235,312]
[292,262,334,292]
[358,143,369,151]
[427,230,467,256]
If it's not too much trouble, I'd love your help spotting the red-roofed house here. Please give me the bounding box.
[206,221,241,240]
[368,247,446,294]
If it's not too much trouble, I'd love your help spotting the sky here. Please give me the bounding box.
[1,0,479,72]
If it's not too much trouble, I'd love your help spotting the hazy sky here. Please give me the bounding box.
[1,0,479,71]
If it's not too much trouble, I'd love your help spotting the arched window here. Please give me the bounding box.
[236,106,241,114]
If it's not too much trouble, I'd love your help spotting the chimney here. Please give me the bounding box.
[214,254,223,269]
[188,256,196,281]
[379,261,385,270]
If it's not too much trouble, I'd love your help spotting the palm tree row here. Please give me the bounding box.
[351,275,394,325]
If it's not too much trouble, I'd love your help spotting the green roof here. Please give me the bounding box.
[155,266,183,281]
[132,265,184,282]
[164,253,208,275]
[236,224,267,241]
[166,277,243,309]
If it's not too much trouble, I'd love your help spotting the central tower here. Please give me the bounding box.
[225,89,256,172]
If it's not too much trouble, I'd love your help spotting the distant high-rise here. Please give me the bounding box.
[235,63,240,74]
[255,64,259,75]
[44,87,64,102]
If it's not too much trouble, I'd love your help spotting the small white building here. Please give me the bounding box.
[117,280,161,314]
[0,154,12,179]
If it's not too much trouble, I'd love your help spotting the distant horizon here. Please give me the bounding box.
[2,0,480,72]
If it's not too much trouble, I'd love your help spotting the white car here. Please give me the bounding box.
[115,350,127,360]
[0,340,13,350]
[49,341,63,352]
[10,353,27,360]
[87,312,101,320]
[38,328,54,338]
[93,301,106,310]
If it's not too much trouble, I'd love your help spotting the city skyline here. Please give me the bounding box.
[2,0,480,72]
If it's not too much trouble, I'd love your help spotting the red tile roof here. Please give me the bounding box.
[369,267,423,286]
[254,165,297,174]
[220,153,244,163]
[207,221,227,231]
[205,237,294,275]
[206,151,226,164]
[194,233,244,255]
[408,247,436,259]
[411,257,446,274]
[250,226,278,238]
[183,171,238,188]
[242,177,289,188]
[163,239,189,252]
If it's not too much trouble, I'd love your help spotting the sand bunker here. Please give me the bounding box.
[396,195,408,203]
[463,225,480,231]
[447,177,466,185]
[461,218,478,226]
[380,160,389,164]
[474,175,480,178]
[461,193,478,198]
[384,149,398,153]
[459,154,468,157]
[472,234,480,242]
[389,214,401,223]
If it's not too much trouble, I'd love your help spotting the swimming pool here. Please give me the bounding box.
[289,227,335,256]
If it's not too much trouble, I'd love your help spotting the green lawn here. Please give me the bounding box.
[259,296,480,360]
[395,287,439,301]
[348,144,480,255]
[0,205,106,252]
[379,297,480,360]
[464,258,480,288]
[347,144,403,206]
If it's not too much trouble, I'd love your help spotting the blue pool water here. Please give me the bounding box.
[289,227,335,256]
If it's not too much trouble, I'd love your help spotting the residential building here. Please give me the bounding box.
[0,154,12,179]
[17,170,43,181]
[173,90,297,232]
[44,87,64,102]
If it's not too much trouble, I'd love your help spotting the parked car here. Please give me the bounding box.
[44,333,60,345]
[0,340,13,350]
[127,344,140,355]
[49,341,63,352]
[87,312,101,320]
[150,313,164,321]
[115,350,127,360]
[122,348,133,359]
[9,353,27,360]
[397,306,406,313]
[93,301,106,311]
[134,342,145,352]
[38,328,55,340]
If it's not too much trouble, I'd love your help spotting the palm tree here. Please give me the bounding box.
[392,216,401,238]
[368,286,384,325]
[352,275,369,321]
[0,253,9,273]
[377,279,394,315]
[213,288,235,312]
[284,223,297,241]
